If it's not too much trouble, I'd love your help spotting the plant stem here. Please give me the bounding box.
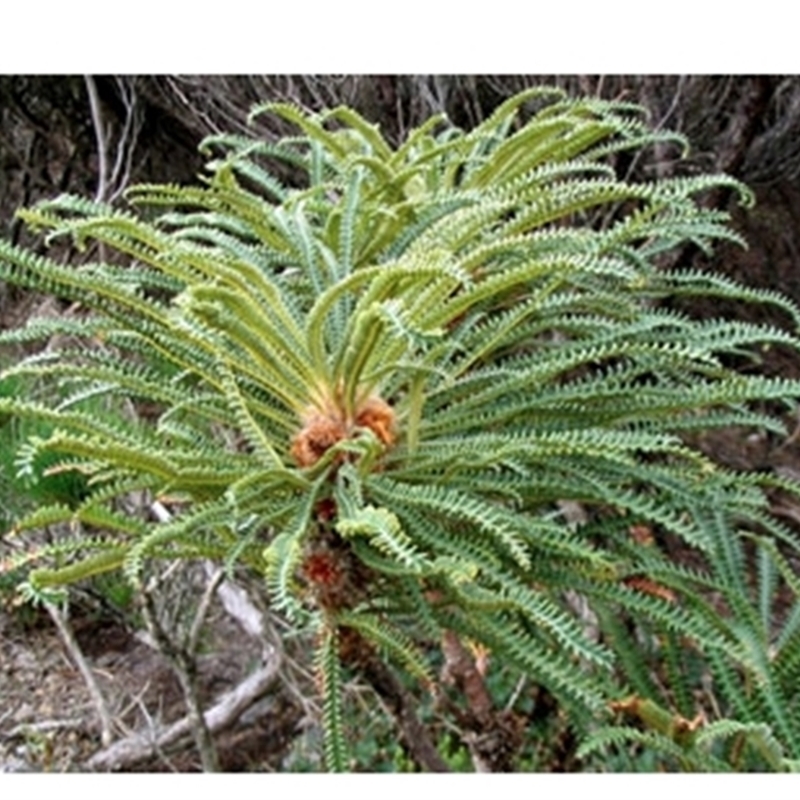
[355,642,451,772]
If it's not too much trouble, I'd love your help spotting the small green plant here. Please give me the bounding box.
[2,87,800,771]
[1,371,91,602]
[1,373,89,522]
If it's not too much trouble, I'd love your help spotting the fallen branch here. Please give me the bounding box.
[202,561,266,640]
[3,717,87,740]
[84,644,282,771]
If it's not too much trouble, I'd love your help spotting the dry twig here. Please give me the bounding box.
[44,601,114,747]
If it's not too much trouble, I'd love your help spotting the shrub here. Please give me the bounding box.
[2,87,800,771]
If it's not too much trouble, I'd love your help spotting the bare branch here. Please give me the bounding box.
[138,589,220,772]
[44,601,114,747]
[84,647,281,771]
[107,76,143,202]
[187,566,225,656]
[83,75,108,204]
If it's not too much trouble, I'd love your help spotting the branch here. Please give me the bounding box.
[441,630,493,724]
[45,601,114,748]
[439,630,525,772]
[187,566,225,656]
[84,75,108,204]
[203,561,266,640]
[84,645,282,771]
[138,588,220,772]
[355,645,451,773]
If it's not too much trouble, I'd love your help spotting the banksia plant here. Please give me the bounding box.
[3,86,800,771]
